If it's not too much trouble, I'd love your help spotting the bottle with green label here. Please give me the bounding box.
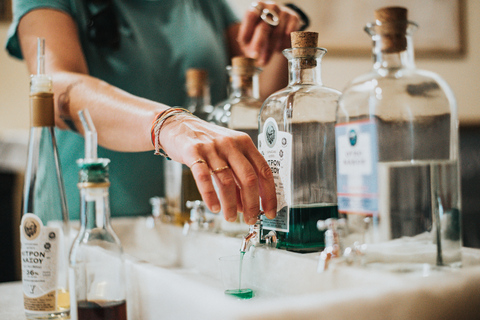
[258,31,341,253]
[336,7,462,270]
[20,38,70,319]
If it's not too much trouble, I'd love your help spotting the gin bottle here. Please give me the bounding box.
[209,56,262,147]
[20,38,70,319]
[258,31,341,253]
[336,7,462,269]
[164,69,211,225]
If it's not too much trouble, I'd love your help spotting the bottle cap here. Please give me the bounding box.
[186,68,208,98]
[374,6,408,53]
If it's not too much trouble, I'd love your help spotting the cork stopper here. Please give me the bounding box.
[291,31,318,49]
[374,6,408,53]
[232,56,255,69]
[290,31,319,68]
[231,56,258,78]
[186,68,208,97]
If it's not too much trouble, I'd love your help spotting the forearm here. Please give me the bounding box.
[52,71,168,152]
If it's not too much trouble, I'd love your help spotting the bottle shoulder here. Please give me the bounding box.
[338,68,457,122]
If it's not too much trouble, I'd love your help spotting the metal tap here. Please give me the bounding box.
[183,200,217,235]
[317,218,366,272]
[240,212,277,253]
[146,196,169,228]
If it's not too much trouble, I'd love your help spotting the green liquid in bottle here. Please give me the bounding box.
[276,203,338,253]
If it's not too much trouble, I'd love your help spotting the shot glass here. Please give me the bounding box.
[218,254,255,299]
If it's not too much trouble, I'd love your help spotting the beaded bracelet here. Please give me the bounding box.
[150,107,192,159]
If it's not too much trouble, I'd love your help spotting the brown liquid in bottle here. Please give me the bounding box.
[77,300,127,320]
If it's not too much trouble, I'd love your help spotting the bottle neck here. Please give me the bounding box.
[228,67,260,99]
[79,185,111,230]
[368,22,417,73]
[284,47,325,86]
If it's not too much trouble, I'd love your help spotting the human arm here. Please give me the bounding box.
[17,8,277,224]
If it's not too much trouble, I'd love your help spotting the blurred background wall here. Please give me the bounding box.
[1,0,479,283]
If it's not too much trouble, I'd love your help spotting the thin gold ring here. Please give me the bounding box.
[210,165,230,174]
[190,159,206,168]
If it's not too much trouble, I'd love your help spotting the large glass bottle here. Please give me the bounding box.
[336,7,462,269]
[164,69,212,225]
[20,38,70,319]
[69,110,127,320]
[258,31,341,253]
[209,56,262,147]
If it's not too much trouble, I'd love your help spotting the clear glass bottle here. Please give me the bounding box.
[185,68,214,121]
[335,7,462,270]
[209,56,262,147]
[164,69,211,225]
[258,31,341,253]
[20,38,70,319]
[69,110,127,320]
[208,57,262,235]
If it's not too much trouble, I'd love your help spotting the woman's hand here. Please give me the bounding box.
[237,1,303,66]
[159,115,277,225]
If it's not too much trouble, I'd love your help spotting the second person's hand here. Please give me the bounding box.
[237,1,304,66]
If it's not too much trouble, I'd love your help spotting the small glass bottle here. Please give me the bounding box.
[164,69,212,225]
[208,57,262,235]
[258,31,341,253]
[185,68,214,121]
[335,7,462,269]
[20,38,70,319]
[69,110,127,320]
[209,56,262,147]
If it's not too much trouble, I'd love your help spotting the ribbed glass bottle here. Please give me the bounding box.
[69,159,127,320]
[20,38,70,319]
[335,7,462,270]
[258,31,341,253]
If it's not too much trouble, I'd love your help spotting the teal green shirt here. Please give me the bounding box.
[6,0,239,219]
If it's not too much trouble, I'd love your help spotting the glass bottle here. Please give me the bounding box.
[20,38,70,319]
[208,57,262,235]
[258,31,341,253]
[209,56,262,147]
[164,69,212,225]
[335,7,462,270]
[69,110,127,320]
[185,68,214,121]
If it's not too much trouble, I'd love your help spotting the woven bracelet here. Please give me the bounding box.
[150,107,192,159]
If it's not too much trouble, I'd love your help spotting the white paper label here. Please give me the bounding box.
[258,117,292,232]
[335,120,379,215]
[20,213,61,311]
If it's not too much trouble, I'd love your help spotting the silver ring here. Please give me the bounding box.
[261,8,279,27]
